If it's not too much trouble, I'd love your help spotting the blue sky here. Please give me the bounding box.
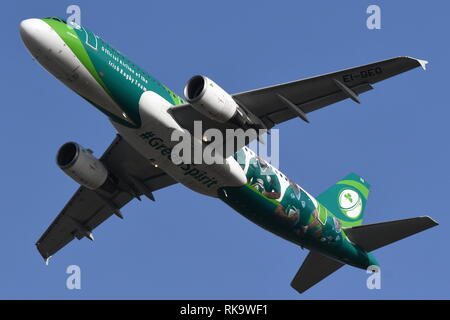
[1,0,449,299]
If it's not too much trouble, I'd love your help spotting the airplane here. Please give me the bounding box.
[20,16,438,293]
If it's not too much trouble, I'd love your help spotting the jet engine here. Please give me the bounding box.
[56,142,108,190]
[184,75,249,126]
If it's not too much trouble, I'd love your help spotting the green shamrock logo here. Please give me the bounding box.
[344,193,353,203]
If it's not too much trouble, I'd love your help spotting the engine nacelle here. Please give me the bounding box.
[56,142,108,190]
[184,75,243,123]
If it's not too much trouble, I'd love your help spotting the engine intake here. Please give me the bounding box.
[184,75,246,124]
[185,75,206,102]
[57,142,108,190]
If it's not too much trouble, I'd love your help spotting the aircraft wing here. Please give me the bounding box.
[36,135,177,262]
[170,56,427,134]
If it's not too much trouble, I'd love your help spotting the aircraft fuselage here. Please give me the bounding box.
[20,17,377,270]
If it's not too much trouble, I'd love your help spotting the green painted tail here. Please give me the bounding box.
[316,173,371,227]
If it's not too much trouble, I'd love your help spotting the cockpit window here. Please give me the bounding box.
[45,17,67,24]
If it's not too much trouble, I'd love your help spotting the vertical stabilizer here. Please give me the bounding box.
[317,173,370,227]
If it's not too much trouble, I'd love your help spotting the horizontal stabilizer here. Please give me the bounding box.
[344,216,438,252]
[291,251,344,294]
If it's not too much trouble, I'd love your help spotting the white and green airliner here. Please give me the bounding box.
[20,17,438,293]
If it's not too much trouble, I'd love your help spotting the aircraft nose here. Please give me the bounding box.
[19,18,52,54]
[20,18,39,43]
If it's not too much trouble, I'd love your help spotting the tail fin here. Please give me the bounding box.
[344,216,438,252]
[316,173,370,227]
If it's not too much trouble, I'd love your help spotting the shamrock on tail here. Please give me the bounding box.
[344,193,353,203]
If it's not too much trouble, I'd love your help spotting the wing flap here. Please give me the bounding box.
[264,83,373,125]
